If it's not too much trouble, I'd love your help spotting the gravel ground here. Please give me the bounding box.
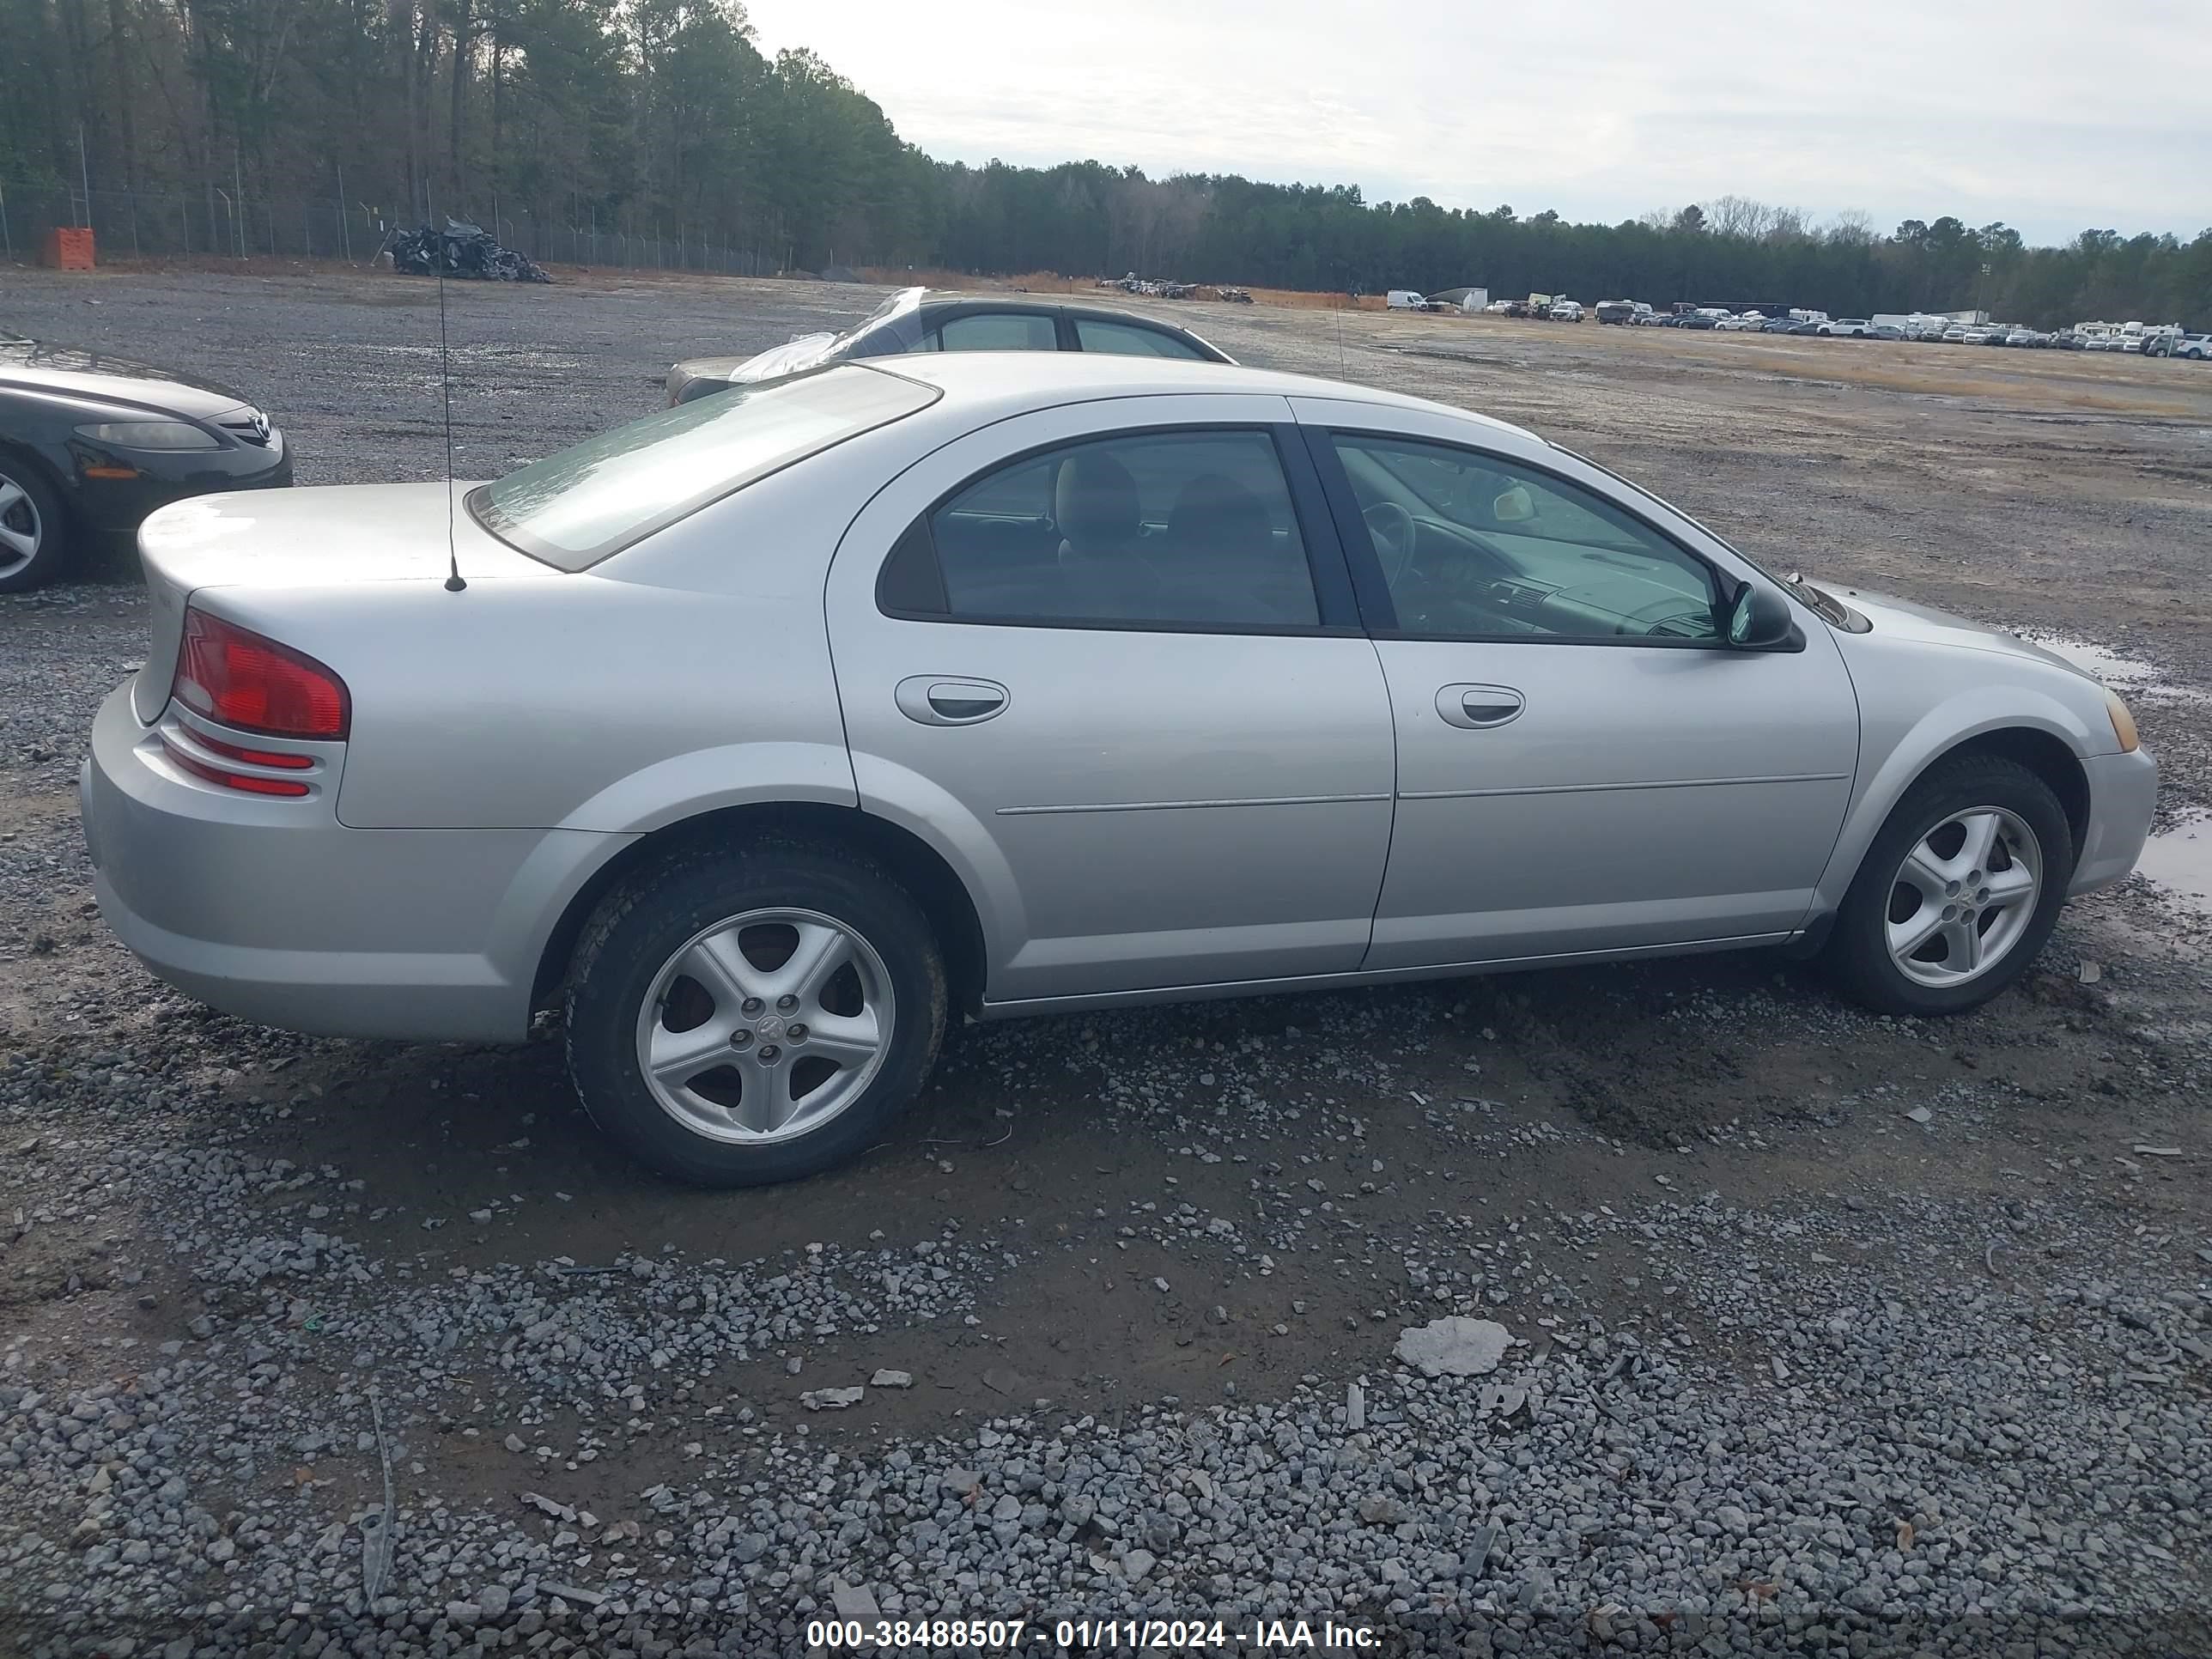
[1,267,2209,1657]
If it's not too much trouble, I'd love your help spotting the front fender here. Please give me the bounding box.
[1814,683,2101,912]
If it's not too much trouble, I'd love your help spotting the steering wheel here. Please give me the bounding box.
[1364,501,1418,585]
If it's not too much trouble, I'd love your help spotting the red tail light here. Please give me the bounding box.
[162,744,312,798]
[173,607,349,740]
[185,730,314,770]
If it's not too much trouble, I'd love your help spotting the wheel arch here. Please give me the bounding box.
[1815,716,2094,916]
[0,440,77,590]
[0,437,76,522]
[0,434,70,486]
[1931,726,2088,854]
[532,801,989,1021]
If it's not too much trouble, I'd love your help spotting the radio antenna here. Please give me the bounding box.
[437,234,466,592]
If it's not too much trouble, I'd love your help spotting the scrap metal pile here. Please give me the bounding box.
[385,219,551,283]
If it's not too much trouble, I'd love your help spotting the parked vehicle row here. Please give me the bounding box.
[2075,322,2200,356]
[1478,296,1585,320]
[1580,305,2207,356]
[1386,289,1496,314]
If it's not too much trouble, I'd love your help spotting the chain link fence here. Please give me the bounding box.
[0,178,784,278]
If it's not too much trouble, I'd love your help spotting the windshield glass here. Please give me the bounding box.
[469,365,938,570]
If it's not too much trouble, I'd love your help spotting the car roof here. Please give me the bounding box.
[913,291,1215,335]
[916,290,1060,316]
[859,352,1542,445]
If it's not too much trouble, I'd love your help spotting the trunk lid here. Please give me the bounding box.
[131,482,553,724]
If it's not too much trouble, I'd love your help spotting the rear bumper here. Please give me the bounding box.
[2070,745,2159,896]
[82,683,625,1042]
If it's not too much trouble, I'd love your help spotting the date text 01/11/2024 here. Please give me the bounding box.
[805,1618,1382,1650]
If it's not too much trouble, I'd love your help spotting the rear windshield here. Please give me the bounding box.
[468,365,939,570]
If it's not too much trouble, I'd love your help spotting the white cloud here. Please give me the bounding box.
[739,0,2212,243]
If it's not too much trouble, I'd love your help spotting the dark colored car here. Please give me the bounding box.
[1759,317,1801,333]
[665,287,1234,405]
[1677,313,1719,330]
[0,334,290,592]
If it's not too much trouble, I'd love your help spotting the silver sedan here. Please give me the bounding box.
[81,355,2157,1184]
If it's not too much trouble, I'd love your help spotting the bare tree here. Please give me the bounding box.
[1709,194,1784,240]
[1826,209,1877,246]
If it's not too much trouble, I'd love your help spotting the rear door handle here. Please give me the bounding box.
[1437,684,1524,729]
[896,676,1009,726]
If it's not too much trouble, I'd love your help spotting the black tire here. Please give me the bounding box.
[1824,754,2074,1016]
[0,454,70,594]
[565,840,946,1186]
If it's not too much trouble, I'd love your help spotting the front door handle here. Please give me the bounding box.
[896,676,1009,726]
[1437,684,1524,729]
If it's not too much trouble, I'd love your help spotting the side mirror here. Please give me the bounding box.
[1727,582,1801,651]
[1492,485,1537,524]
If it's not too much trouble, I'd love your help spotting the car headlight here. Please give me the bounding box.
[2106,690,2140,753]
[74,420,221,451]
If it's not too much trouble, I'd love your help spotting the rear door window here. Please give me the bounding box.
[1073,319,1210,360]
[890,428,1321,629]
[931,313,1059,352]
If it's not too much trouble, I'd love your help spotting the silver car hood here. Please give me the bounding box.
[1833,587,2094,680]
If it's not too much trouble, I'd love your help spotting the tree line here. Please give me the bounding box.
[1,0,2205,328]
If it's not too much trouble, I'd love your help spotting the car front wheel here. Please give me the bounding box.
[0,457,69,593]
[565,842,947,1186]
[1824,755,2073,1016]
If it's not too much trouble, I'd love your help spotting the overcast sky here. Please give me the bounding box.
[740,0,2210,246]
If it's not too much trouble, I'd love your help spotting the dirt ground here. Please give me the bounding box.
[1,266,2209,1644]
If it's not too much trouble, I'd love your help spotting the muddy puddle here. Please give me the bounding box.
[2136,810,2212,915]
[2016,631,2209,703]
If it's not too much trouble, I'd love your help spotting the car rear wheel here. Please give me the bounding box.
[565,842,946,1186]
[1824,755,2073,1016]
[0,457,68,594]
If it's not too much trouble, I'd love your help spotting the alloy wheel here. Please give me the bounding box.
[634,908,894,1145]
[1885,805,2042,988]
[0,474,43,580]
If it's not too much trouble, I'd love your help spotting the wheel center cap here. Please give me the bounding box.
[755,1013,786,1042]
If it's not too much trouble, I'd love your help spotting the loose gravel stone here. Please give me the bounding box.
[1395,1315,1512,1376]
